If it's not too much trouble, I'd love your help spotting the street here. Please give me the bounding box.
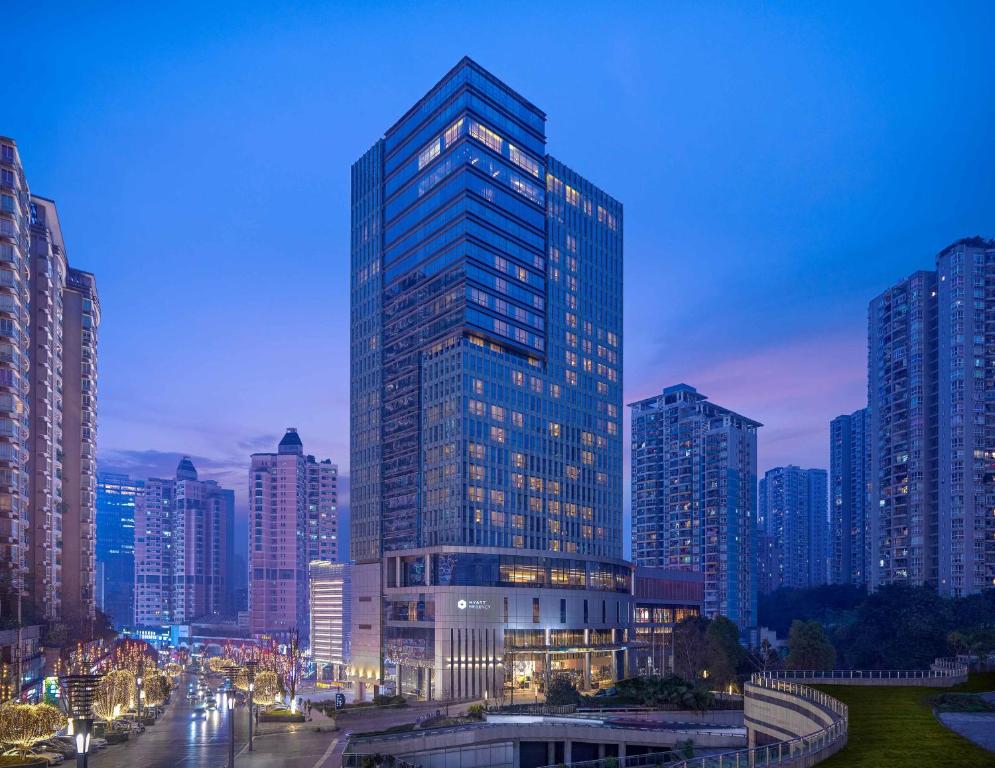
[89,684,247,768]
[83,676,478,768]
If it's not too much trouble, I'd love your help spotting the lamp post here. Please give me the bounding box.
[245,660,257,753]
[62,674,99,768]
[136,674,143,728]
[226,684,236,768]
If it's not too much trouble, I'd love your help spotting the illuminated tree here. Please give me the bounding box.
[143,673,171,708]
[92,669,135,723]
[208,656,235,675]
[279,630,305,713]
[0,703,65,759]
[253,671,281,703]
[105,639,158,676]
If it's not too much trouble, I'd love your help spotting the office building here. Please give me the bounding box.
[758,466,828,592]
[0,137,100,639]
[133,457,235,625]
[350,58,626,700]
[249,428,338,641]
[630,384,759,629]
[95,473,144,628]
[309,560,351,681]
[829,409,870,587]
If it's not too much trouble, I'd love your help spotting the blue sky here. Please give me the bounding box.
[4,2,994,557]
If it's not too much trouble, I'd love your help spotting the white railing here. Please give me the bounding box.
[760,656,968,683]
[668,675,848,768]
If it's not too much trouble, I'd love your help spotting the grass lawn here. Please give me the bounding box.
[816,672,995,768]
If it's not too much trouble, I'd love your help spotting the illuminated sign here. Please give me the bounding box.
[457,599,490,611]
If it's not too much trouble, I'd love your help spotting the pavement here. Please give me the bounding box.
[937,712,995,752]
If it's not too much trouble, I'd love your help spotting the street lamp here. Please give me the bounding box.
[245,661,257,753]
[136,675,144,727]
[227,684,236,768]
[62,674,99,768]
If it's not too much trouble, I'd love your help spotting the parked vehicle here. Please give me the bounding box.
[3,748,65,765]
[33,739,75,757]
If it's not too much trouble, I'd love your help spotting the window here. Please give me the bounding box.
[509,144,540,177]
[532,597,541,624]
[469,120,503,153]
[560,598,567,623]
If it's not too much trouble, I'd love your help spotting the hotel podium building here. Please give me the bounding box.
[350,58,628,700]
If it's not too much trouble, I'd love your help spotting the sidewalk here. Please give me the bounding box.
[255,704,338,736]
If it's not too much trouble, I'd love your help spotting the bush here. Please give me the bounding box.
[545,675,581,706]
[372,694,407,707]
[466,704,485,720]
[260,708,305,723]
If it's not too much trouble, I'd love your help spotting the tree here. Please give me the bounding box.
[786,620,836,670]
[758,585,866,636]
[252,670,281,703]
[947,631,969,656]
[0,703,64,759]
[835,584,949,669]
[705,616,745,689]
[279,630,305,713]
[93,669,135,723]
[544,675,581,706]
[673,616,711,682]
[143,673,171,708]
[746,638,780,674]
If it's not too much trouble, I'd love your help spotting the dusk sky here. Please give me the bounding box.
[5,2,994,557]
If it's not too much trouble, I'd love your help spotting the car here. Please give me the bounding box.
[3,749,64,766]
[33,740,75,757]
[191,704,208,719]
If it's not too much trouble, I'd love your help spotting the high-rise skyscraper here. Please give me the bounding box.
[249,428,337,641]
[758,466,829,592]
[133,457,234,626]
[936,239,995,596]
[306,456,339,563]
[350,58,627,700]
[868,270,938,591]
[630,384,759,629]
[95,473,144,628]
[61,266,100,633]
[829,408,870,587]
[0,137,100,638]
[868,237,995,596]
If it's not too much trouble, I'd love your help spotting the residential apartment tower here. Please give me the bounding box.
[630,384,759,629]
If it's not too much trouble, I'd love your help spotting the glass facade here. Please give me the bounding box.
[350,57,623,562]
[95,472,143,628]
[350,58,625,699]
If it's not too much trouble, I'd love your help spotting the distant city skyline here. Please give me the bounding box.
[5,3,994,559]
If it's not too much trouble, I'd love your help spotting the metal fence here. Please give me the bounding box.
[666,676,849,768]
[759,656,969,683]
